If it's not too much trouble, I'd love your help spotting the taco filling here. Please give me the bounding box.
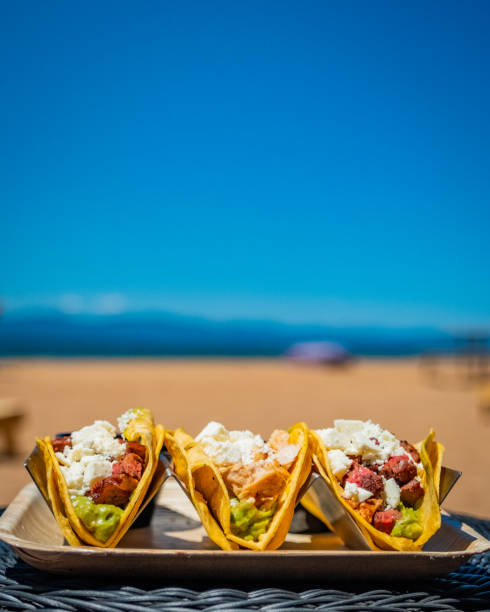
[195,422,300,541]
[316,420,425,540]
[52,409,147,542]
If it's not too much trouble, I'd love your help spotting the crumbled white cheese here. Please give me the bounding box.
[60,455,114,497]
[70,421,123,458]
[196,421,266,465]
[117,408,144,437]
[333,419,365,435]
[327,449,353,478]
[56,419,126,497]
[196,421,229,441]
[383,477,401,509]
[343,481,373,503]
[317,419,410,465]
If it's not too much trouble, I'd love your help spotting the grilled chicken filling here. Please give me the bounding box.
[196,423,300,540]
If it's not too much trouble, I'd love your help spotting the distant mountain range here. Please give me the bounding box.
[0,308,460,357]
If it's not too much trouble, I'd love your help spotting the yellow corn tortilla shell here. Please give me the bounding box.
[304,429,443,551]
[165,422,312,551]
[165,428,237,551]
[36,409,165,547]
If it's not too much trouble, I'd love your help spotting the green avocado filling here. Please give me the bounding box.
[230,499,275,541]
[72,496,124,542]
[391,503,423,540]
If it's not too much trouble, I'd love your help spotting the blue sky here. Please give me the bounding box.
[2,1,490,327]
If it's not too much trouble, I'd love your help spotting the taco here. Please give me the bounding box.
[165,421,311,550]
[303,419,443,551]
[35,408,165,547]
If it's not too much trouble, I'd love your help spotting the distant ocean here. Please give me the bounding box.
[0,309,464,357]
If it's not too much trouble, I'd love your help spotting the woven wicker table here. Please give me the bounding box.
[0,512,488,611]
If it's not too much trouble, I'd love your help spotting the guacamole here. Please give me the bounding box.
[230,499,275,541]
[391,503,423,540]
[72,496,123,542]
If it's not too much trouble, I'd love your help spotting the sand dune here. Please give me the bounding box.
[0,358,488,517]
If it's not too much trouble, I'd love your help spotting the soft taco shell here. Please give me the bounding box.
[303,429,444,551]
[36,409,165,547]
[165,422,312,551]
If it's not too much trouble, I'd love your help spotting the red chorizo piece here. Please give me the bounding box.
[88,474,138,506]
[379,455,416,485]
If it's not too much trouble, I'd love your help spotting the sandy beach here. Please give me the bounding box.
[0,358,488,517]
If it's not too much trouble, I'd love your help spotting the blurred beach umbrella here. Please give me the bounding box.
[285,341,351,365]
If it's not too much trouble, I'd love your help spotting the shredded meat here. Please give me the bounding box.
[221,461,289,509]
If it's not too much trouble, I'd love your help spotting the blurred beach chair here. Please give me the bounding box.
[420,332,490,389]
[0,398,25,456]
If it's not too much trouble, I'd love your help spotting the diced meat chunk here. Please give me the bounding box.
[88,474,138,507]
[346,466,383,497]
[400,478,424,506]
[112,452,143,479]
[373,509,402,534]
[221,461,289,509]
[52,436,72,452]
[379,455,416,485]
[126,441,146,461]
[342,456,362,485]
[400,440,420,463]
